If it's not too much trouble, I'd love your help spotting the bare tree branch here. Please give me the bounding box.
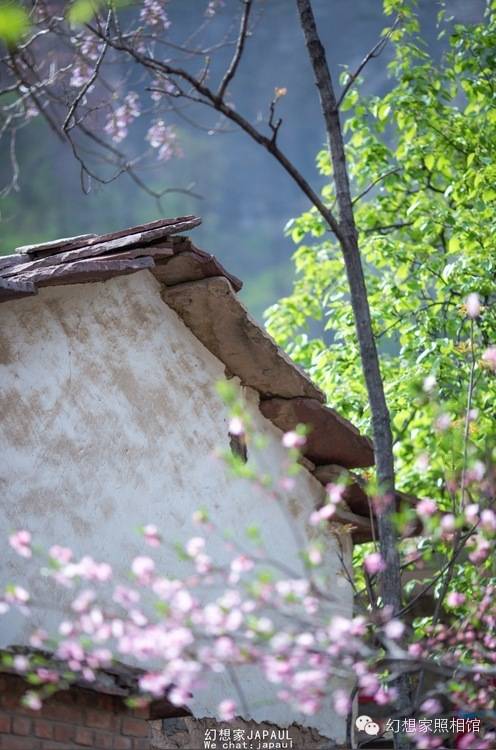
[63,11,111,133]
[218,0,253,99]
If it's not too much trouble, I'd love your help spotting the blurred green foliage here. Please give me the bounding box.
[0,1,28,44]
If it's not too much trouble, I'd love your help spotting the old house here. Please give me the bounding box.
[0,216,375,749]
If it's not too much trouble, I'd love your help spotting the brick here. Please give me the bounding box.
[121,717,149,737]
[40,701,83,723]
[86,709,113,730]
[94,731,113,748]
[0,691,23,710]
[0,736,40,749]
[53,723,75,743]
[132,739,151,750]
[34,720,53,739]
[13,716,32,735]
[113,737,132,750]
[94,693,116,712]
[74,727,93,746]
[0,714,11,733]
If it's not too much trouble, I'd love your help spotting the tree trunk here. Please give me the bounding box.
[295,0,411,742]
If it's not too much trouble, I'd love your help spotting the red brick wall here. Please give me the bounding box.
[0,674,152,749]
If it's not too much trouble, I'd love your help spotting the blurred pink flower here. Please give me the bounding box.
[416,498,437,518]
[218,699,237,721]
[9,530,32,558]
[384,619,405,640]
[282,431,306,449]
[131,556,155,583]
[143,525,162,547]
[466,292,481,318]
[482,346,496,371]
[364,552,385,575]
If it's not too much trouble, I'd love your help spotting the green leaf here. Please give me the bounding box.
[448,236,460,253]
[0,2,29,43]
[424,153,435,171]
[68,0,101,24]
[378,102,391,121]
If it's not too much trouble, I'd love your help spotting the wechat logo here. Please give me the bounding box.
[356,715,380,736]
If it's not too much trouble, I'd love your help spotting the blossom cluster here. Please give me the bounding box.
[104,92,141,143]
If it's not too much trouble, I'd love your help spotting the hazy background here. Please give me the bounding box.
[0,0,485,319]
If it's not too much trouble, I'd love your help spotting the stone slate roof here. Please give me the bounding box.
[0,215,377,535]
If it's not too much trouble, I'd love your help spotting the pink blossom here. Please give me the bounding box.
[185,537,205,558]
[49,546,72,564]
[229,555,254,583]
[282,431,306,449]
[384,619,405,640]
[205,0,224,16]
[415,452,430,472]
[57,640,85,665]
[416,498,437,518]
[276,579,309,599]
[333,688,351,716]
[440,514,456,534]
[131,556,155,583]
[146,120,182,161]
[37,668,59,684]
[150,76,177,101]
[70,64,92,88]
[139,672,169,696]
[113,585,140,608]
[195,553,212,575]
[435,413,451,431]
[218,699,237,721]
[464,503,479,525]
[359,672,379,695]
[168,687,191,706]
[270,632,292,653]
[466,292,481,318]
[328,615,351,641]
[80,34,103,61]
[171,589,194,614]
[420,698,442,715]
[29,629,47,648]
[9,530,32,558]
[408,642,423,658]
[105,92,141,143]
[5,585,30,605]
[374,687,395,705]
[140,0,171,29]
[71,589,96,613]
[423,374,437,392]
[326,483,346,504]
[143,524,162,548]
[469,536,490,564]
[307,545,322,566]
[13,655,29,672]
[62,556,112,583]
[482,346,496,371]
[364,552,385,575]
[309,503,336,525]
[22,691,42,711]
[480,509,496,532]
[228,416,244,436]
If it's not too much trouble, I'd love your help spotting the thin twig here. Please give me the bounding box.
[337,17,399,108]
[218,0,253,99]
[63,12,111,133]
